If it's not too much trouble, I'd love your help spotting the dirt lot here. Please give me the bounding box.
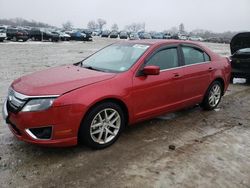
[0,38,250,188]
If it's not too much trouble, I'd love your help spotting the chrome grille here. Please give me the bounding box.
[7,88,27,113]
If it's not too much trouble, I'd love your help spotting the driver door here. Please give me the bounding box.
[131,46,184,120]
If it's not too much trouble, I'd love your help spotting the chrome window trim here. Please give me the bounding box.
[10,88,60,100]
[160,61,211,72]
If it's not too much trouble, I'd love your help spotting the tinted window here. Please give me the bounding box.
[204,53,210,61]
[182,46,206,65]
[146,48,178,70]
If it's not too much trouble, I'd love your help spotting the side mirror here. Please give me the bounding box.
[143,65,160,75]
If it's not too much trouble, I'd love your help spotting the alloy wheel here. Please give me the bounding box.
[90,108,121,144]
[208,84,221,107]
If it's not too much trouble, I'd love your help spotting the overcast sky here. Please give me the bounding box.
[0,0,250,32]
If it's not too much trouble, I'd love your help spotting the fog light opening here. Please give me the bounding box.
[26,126,52,140]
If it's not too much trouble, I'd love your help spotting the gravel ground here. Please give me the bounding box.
[0,38,249,188]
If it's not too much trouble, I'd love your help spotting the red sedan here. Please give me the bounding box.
[2,40,231,149]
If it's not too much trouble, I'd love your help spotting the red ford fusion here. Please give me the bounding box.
[2,40,231,149]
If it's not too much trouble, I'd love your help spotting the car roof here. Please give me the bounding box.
[115,39,217,58]
[117,39,202,46]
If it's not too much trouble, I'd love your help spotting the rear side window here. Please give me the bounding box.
[204,53,210,62]
[146,48,178,70]
[182,46,210,65]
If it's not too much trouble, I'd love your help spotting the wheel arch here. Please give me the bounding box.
[201,77,225,110]
[212,77,225,95]
[80,97,130,129]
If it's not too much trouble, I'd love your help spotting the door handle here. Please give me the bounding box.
[208,67,214,72]
[173,73,181,79]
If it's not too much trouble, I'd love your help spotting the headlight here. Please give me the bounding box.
[22,98,56,112]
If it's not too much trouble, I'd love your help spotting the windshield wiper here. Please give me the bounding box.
[82,65,104,72]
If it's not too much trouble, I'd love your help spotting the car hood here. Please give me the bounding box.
[230,32,250,54]
[11,65,116,96]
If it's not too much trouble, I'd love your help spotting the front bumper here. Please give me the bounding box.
[2,101,85,147]
[2,100,8,120]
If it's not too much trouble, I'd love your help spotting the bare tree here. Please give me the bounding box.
[62,21,73,30]
[111,23,119,31]
[125,23,145,32]
[97,18,107,31]
[0,17,52,28]
[87,20,98,30]
[168,26,178,34]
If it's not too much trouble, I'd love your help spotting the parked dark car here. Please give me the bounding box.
[65,31,86,41]
[109,31,119,38]
[204,37,222,43]
[101,30,110,37]
[151,32,164,39]
[82,29,93,41]
[139,32,151,39]
[29,29,59,42]
[230,32,250,82]
[171,34,179,40]
[119,31,128,39]
[51,31,70,41]
[6,28,29,42]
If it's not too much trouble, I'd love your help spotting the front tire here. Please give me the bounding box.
[201,81,223,110]
[79,102,125,149]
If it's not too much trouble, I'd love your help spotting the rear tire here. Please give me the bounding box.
[201,81,223,110]
[79,102,125,149]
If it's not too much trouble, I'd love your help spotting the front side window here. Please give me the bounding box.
[82,44,149,72]
[182,46,209,65]
[146,48,179,70]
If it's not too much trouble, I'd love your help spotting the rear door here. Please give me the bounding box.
[180,45,212,106]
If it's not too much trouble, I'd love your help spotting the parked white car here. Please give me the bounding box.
[179,35,188,40]
[189,36,204,41]
[0,29,7,42]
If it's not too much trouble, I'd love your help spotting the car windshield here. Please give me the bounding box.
[82,43,150,72]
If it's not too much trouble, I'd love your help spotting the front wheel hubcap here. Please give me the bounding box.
[90,108,121,144]
[208,84,221,107]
